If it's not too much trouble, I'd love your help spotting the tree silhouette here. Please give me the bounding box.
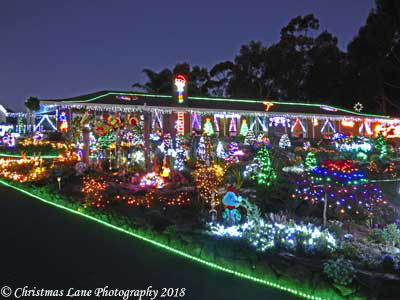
[25,97,40,112]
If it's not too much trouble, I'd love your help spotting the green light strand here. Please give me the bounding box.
[189,96,389,119]
[0,153,96,159]
[0,179,327,300]
[0,153,58,159]
[370,178,400,182]
[49,92,389,119]
[57,92,172,103]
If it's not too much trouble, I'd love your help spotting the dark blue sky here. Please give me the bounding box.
[1,0,374,111]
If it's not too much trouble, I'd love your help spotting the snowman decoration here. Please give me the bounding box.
[222,187,242,226]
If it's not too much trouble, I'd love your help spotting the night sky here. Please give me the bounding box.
[1,0,374,111]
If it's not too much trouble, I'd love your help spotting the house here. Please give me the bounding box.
[39,89,392,139]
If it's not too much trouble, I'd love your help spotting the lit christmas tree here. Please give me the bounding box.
[244,158,260,180]
[197,135,212,163]
[367,160,379,174]
[197,136,207,161]
[227,142,239,156]
[256,146,277,186]
[203,118,214,136]
[216,141,227,159]
[305,152,318,171]
[174,135,187,171]
[385,162,397,178]
[193,163,230,203]
[239,119,249,136]
[375,132,387,159]
[244,130,256,145]
[97,132,115,149]
[279,134,291,149]
[226,142,242,163]
[294,160,386,220]
[158,133,173,155]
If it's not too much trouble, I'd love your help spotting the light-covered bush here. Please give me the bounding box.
[367,228,385,244]
[209,220,337,254]
[383,224,400,247]
[323,257,355,286]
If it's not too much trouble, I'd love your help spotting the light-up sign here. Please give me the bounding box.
[341,119,355,127]
[320,106,337,112]
[116,95,138,101]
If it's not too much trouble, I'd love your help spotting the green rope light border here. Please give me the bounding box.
[0,179,327,300]
[370,178,400,182]
[0,153,96,159]
[0,153,58,159]
[49,91,389,119]
[190,96,389,119]
[60,92,172,103]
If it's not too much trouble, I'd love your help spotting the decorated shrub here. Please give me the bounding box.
[323,257,355,286]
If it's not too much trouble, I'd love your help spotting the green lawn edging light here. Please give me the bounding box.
[0,179,327,300]
[0,153,58,159]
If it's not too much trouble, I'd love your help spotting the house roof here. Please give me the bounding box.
[40,90,390,120]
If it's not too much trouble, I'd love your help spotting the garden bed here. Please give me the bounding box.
[3,179,400,300]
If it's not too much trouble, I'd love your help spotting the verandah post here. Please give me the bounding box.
[143,111,151,172]
[82,126,90,165]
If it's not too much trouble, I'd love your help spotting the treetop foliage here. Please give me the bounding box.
[133,1,400,116]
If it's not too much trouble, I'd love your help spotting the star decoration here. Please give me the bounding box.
[354,102,363,112]
[263,102,274,111]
